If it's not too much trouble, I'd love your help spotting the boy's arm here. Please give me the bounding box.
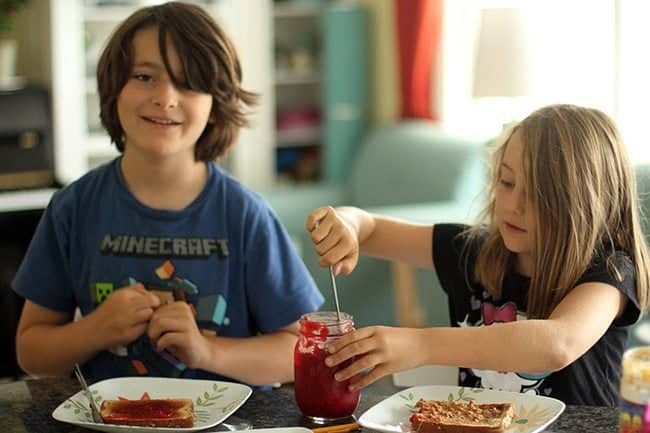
[16,301,103,375]
[199,321,300,385]
[17,284,159,376]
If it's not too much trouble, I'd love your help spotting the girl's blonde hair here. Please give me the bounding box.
[469,104,650,319]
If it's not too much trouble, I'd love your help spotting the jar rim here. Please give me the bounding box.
[301,311,354,325]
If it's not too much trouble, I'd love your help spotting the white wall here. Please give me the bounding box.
[617,0,650,163]
[218,0,274,190]
[440,0,617,141]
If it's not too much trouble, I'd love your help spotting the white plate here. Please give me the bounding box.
[245,429,311,433]
[52,377,252,433]
[359,385,566,433]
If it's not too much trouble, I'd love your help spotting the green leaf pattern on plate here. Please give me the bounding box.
[508,404,557,432]
[398,390,419,412]
[195,383,244,422]
[64,389,102,422]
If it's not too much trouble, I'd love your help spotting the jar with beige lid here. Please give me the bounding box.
[620,347,650,433]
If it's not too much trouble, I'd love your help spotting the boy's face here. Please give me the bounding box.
[494,130,535,270]
[117,26,213,162]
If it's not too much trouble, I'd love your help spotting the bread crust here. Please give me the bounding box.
[410,399,514,433]
[100,398,194,428]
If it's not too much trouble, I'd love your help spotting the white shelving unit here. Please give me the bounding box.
[0,188,58,213]
[274,72,320,87]
[273,1,322,19]
[47,0,273,190]
[272,1,324,182]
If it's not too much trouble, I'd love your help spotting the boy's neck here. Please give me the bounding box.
[119,152,208,211]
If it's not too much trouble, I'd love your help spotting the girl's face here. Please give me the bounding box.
[117,26,213,162]
[495,130,535,272]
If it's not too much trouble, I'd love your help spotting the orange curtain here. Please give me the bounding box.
[396,0,443,121]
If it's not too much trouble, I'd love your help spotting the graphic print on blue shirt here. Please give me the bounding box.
[458,295,551,395]
[91,233,230,378]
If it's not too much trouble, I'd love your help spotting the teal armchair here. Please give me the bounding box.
[261,120,487,328]
[628,163,650,347]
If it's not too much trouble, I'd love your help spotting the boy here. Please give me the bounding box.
[13,2,323,385]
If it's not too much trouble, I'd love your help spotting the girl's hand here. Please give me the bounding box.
[325,326,423,390]
[93,283,160,349]
[147,301,211,370]
[305,206,359,276]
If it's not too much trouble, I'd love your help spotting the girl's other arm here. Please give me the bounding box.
[306,206,434,273]
[328,280,625,388]
[424,281,627,374]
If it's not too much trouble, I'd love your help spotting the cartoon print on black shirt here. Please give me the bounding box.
[458,298,550,395]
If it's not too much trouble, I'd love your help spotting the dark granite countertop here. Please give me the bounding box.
[0,377,617,432]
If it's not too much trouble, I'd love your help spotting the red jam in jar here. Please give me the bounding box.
[294,312,361,423]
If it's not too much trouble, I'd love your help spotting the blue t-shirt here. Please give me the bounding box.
[13,158,323,382]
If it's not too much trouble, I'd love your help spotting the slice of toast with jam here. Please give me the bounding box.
[100,398,194,428]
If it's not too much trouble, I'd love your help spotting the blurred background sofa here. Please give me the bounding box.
[262,120,487,329]
[628,164,650,348]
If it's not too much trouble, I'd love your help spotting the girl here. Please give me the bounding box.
[13,2,322,385]
[306,104,650,406]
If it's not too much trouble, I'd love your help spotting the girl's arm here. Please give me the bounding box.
[306,206,435,273]
[423,280,624,373]
[327,280,626,389]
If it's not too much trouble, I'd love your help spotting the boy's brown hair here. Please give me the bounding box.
[97,1,257,161]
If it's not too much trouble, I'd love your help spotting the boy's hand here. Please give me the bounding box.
[93,283,160,349]
[306,206,359,276]
[147,301,210,370]
[324,326,422,390]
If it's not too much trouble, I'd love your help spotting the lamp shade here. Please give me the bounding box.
[473,8,531,98]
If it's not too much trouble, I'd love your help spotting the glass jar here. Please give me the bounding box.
[620,347,650,433]
[294,312,361,423]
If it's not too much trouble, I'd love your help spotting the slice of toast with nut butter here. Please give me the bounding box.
[410,398,514,433]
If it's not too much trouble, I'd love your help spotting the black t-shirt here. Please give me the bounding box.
[432,223,641,406]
